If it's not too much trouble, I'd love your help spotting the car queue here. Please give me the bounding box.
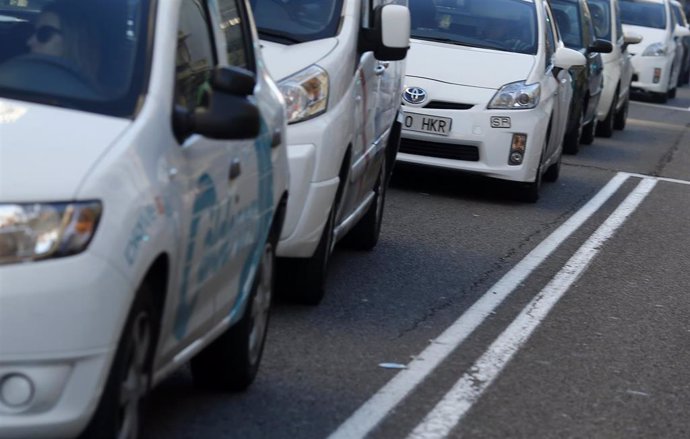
[0,0,688,438]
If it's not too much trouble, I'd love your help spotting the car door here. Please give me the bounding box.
[544,2,571,159]
[160,0,254,360]
[615,0,633,100]
[209,0,266,320]
[582,1,604,117]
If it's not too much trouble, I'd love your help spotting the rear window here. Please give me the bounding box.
[620,0,667,29]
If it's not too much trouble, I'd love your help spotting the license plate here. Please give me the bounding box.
[402,112,452,136]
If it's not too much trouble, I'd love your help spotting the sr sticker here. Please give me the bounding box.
[490,116,511,129]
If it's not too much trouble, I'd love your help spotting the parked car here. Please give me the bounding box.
[550,0,612,153]
[250,0,410,304]
[670,0,690,85]
[398,0,585,202]
[0,0,289,437]
[586,0,642,136]
[620,0,690,102]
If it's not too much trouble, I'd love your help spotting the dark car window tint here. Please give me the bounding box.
[175,0,216,112]
[587,0,613,40]
[551,0,584,49]
[218,0,252,69]
[620,0,666,29]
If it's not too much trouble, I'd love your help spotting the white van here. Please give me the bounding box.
[620,0,690,102]
[0,0,288,437]
[250,0,410,304]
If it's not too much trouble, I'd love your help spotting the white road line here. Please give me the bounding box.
[620,172,690,186]
[327,173,630,439]
[631,101,690,112]
[407,178,657,439]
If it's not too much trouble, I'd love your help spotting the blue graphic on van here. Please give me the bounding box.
[125,204,157,265]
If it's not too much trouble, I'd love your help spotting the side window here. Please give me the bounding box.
[175,0,216,112]
[218,0,254,70]
[615,1,623,42]
[544,5,557,68]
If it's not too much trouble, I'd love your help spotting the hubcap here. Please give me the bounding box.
[118,312,151,439]
[249,244,273,366]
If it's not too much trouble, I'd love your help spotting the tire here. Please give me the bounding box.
[653,92,668,104]
[596,91,617,138]
[79,285,155,439]
[562,109,582,155]
[668,87,677,99]
[613,94,629,131]
[342,155,387,251]
[191,241,275,391]
[277,206,335,305]
[580,117,596,145]
[543,153,561,183]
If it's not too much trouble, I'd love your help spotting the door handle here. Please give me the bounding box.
[229,158,241,181]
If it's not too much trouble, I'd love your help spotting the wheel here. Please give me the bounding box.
[580,117,596,145]
[342,155,387,251]
[191,241,275,391]
[543,153,561,183]
[596,91,617,138]
[668,87,677,99]
[277,205,336,305]
[79,285,155,439]
[613,94,629,131]
[562,108,582,155]
[653,92,668,104]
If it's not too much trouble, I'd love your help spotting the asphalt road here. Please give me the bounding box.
[142,86,690,439]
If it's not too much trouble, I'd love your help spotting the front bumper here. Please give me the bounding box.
[397,102,550,184]
[630,54,673,94]
[0,254,133,438]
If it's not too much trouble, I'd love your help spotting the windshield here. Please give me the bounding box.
[0,0,151,118]
[620,0,667,29]
[249,0,344,44]
[408,0,538,55]
[551,0,584,49]
[586,0,612,40]
[671,3,688,27]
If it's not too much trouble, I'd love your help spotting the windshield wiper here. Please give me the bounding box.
[257,28,303,45]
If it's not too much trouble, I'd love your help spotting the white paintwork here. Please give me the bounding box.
[594,0,641,123]
[406,178,656,439]
[257,0,410,258]
[0,1,289,437]
[381,5,412,48]
[398,0,580,185]
[328,173,630,439]
[624,0,683,95]
[553,46,588,69]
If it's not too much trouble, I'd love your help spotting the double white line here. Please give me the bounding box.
[329,172,659,439]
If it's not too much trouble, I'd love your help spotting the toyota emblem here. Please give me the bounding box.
[403,87,428,105]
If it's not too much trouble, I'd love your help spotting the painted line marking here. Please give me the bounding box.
[407,178,657,439]
[327,173,630,439]
[626,118,686,130]
[620,172,690,186]
[631,101,690,112]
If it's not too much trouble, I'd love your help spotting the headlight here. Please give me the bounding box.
[488,81,541,110]
[642,42,667,57]
[278,65,329,124]
[0,201,102,265]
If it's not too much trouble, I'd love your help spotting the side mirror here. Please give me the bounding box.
[622,32,643,51]
[174,66,260,141]
[553,47,586,70]
[674,24,690,38]
[589,39,613,54]
[359,4,410,61]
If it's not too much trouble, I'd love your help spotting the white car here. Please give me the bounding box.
[250,0,410,304]
[621,0,690,102]
[398,0,585,202]
[0,0,289,438]
[587,0,643,136]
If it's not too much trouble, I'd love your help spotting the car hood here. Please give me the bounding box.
[0,99,129,202]
[260,38,338,82]
[623,24,667,55]
[406,39,536,89]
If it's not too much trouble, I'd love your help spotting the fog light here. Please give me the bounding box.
[509,133,527,165]
[0,374,34,408]
[653,68,662,84]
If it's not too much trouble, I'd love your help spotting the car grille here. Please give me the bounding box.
[424,101,474,110]
[399,138,480,162]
